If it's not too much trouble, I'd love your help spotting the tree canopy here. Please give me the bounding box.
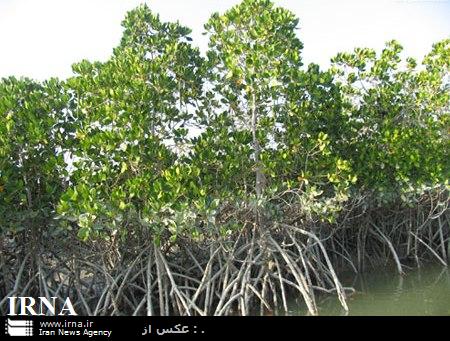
[1,1,448,242]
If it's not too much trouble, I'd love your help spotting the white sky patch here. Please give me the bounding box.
[0,0,449,80]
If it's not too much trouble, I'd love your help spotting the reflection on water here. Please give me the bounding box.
[293,265,450,316]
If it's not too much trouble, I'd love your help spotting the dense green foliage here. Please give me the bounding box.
[0,77,68,235]
[57,8,204,241]
[1,0,449,242]
[330,40,449,198]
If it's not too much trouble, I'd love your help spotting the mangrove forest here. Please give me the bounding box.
[0,0,449,316]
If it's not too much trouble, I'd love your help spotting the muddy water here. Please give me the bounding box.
[293,265,450,316]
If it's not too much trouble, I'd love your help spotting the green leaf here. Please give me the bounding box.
[77,227,90,241]
[120,162,128,174]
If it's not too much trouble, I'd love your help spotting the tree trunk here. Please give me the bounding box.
[251,93,265,198]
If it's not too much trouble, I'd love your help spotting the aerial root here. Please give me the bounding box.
[0,190,448,315]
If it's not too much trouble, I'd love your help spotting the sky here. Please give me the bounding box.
[0,0,449,81]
